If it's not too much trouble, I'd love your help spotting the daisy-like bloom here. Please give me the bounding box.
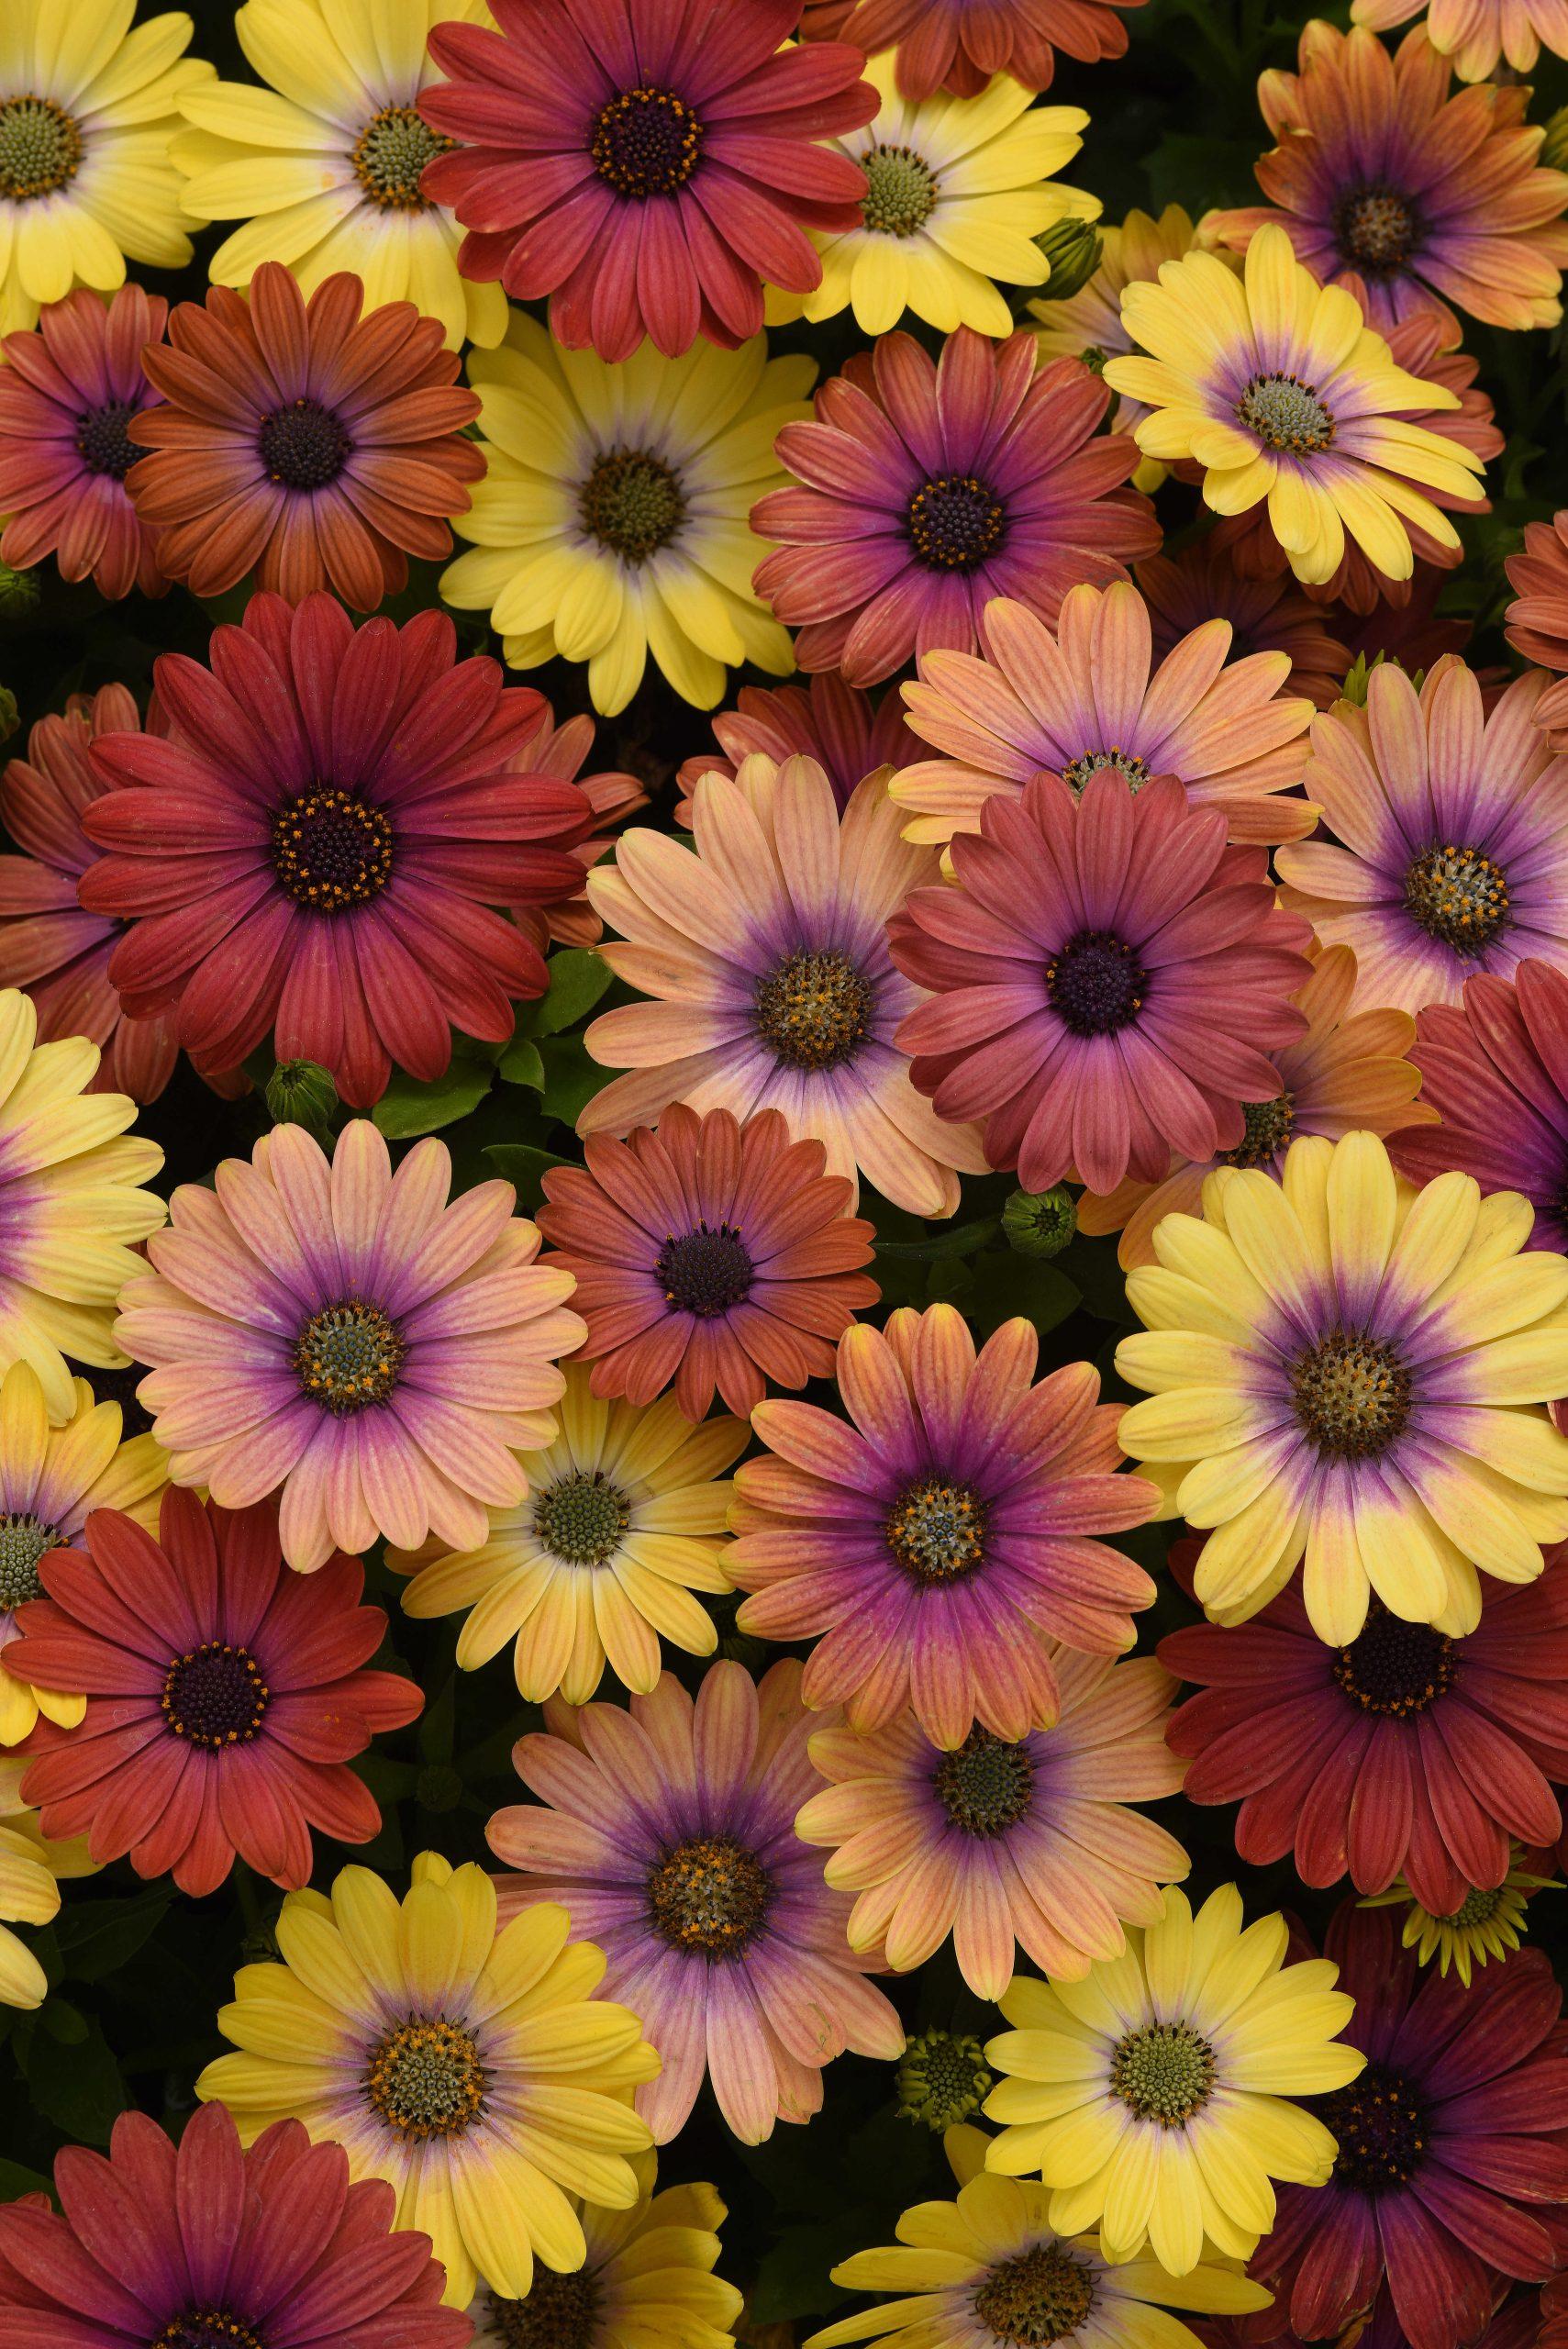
[1160,1531,1568,1917]
[79,592,595,1107]
[537,1104,879,1420]
[0,2,212,337]
[11,1486,422,1897]
[1505,510,1568,752]
[1394,963,1568,1253]
[1354,0,1568,76]
[488,1661,905,2144]
[1274,658,1568,1015]
[467,2154,741,2349]
[1075,942,1432,1271]
[1136,543,1353,711]
[390,1363,745,1705]
[752,328,1157,689]
[1115,1130,1568,1645]
[0,284,169,600]
[1260,1902,1568,2349]
[983,1883,1363,2274]
[506,699,648,955]
[1207,24,1568,333]
[890,584,1319,850]
[0,1755,95,2011]
[675,672,917,825]
[795,1650,1188,1998]
[0,2103,470,2349]
[728,1304,1160,1746]
[0,985,164,1422]
[125,263,483,609]
[0,685,178,1101]
[888,773,1314,1197]
[420,0,874,363]
[115,1119,584,1574]
[1105,228,1487,590]
[441,316,808,717]
[806,2121,1273,2349]
[1362,1848,1556,1985]
[819,0,1147,101]
[580,758,988,1219]
[171,0,507,353]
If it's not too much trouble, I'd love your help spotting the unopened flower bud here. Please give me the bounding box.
[1035,217,1104,304]
[1002,1185,1076,1258]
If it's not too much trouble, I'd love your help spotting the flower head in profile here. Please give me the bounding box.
[818,0,1148,101]
[1506,509,1568,751]
[1362,1849,1555,1986]
[1353,0,1568,76]
[676,673,917,824]
[0,1756,95,2011]
[1394,962,1568,1252]
[1136,541,1353,709]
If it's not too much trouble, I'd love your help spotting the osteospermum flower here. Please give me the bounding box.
[115,1119,584,1573]
[581,758,988,1219]
[172,0,507,352]
[1105,227,1487,589]
[419,0,874,362]
[751,328,1157,688]
[1136,542,1353,709]
[0,1756,95,2011]
[441,315,808,716]
[0,986,164,1421]
[984,1884,1362,2273]
[79,591,595,1106]
[1115,1130,1568,1644]
[1505,510,1568,751]
[505,700,648,955]
[890,583,1318,849]
[1394,962,1568,1252]
[1030,202,1208,486]
[1207,24,1568,332]
[820,0,1147,100]
[198,1852,659,2306]
[728,1304,1160,1745]
[537,1104,879,1420]
[1275,659,1568,1014]
[675,672,917,824]
[488,1662,904,2144]
[0,2,212,336]
[390,1363,745,1704]
[795,1651,1188,1998]
[1362,1849,1555,1984]
[1354,0,1568,77]
[124,263,483,608]
[888,772,1314,1197]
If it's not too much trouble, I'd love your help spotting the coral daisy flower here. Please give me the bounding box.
[441,315,808,717]
[581,758,988,1219]
[888,772,1314,1197]
[1075,942,1432,1270]
[124,263,484,609]
[1136,543,1352,709]
[11,1487,422,1898]
[0,284,169,600]
[488,1660,905,2145]
[1115,1130,1568,1644]
[753,328,1157,688]
[0,2,212,337]
[983,1883,1362,2274]
[78,591,594,1106]
[0,2102,470,2349]
[172,0,507,352]
[1259,1903,1568,2349]
[728,1303,1160,1746]
[890,584,1319,850]
[0,685,178,1101]
[819,0,1147,101]
[0,985,164,1422]
[1362,1848,1554,1985]
[1275,658,1568,1015]
[1105,227,1487,589]
[114,1119,584,1574]
[1207,24,1568,332]
[795,1650,1188,1998]
[0,1756,95,2011]
[675,673,917,825]
[536,1104,879,1420]
[199,1851,660,2308]
[390,1363,745,1703]
[1505,510,1568,751]
[505,700,648,955]
[1354,0,1568,76]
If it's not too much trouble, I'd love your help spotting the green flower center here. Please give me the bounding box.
[0,95,83,201]
[294,1298,405,1414]
[151,2314,266,2349]
[1322,2062,1428,2193]
[886,1476,987,1586]
[1109,2021,1216,2125]
[1292,1328,1412,1460]
[655,1222,754,1317]
[1061,748,1151,796]
[906,474,1007,571]
[365,2017,486,2139]
[0,1510,58,1613]
[485,2270,602,2349]
[934,1727,1035,1836]
[754,947,874,1072]
[861,142,939,236]
[1237,373,1335,456]
[271,786,394,912]
[1223,1092,1295,1169]
[534,1472,630,1567]
[161,1643,270,1750]
[1334,183,1420,277]
[1404,844,1509,956]
[647,1833,773,1957]
[1332,1600,1453,1718]
[973,2245,1096,2348]
[590,86,704,198]
[580,449,686,564]
[895,2028,994,2130]
[1448,1884,1504,1929]
[351,105,452,209]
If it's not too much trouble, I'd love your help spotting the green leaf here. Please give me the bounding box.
[538,1034,614,1127]
[22,2014,127,2145]
[0,2157,50,2203]
[534,948,614,1034]
[484,1142,573,1213]
[372,1063,494,1139]
[50,1887,172,1983]
[496,1037,545,1090]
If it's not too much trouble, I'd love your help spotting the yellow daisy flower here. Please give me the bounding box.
[765,56,1097,339]
[1103,224,1486,586]
[390,1363,744,1705]
[196,1851,660,2308]
[0,988,165,1423]
[0,1361,166,1747]
[441,317,810,716]
[0,1755,96,2010]
[0,0,213,335]
[172,0,506,352]
[1361,1851,1556,1987]
[983,1885,1362,2275]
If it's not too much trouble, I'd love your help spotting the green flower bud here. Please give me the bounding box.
[0,563,39,620]
[1541,105,1568,174]
[895,2029,994,2131]
[1035,218,1104,304]
[265,1059,339,1141]
[1339,650,1419,707]
[0,686,16,743]
[1002,1185,1076,1258]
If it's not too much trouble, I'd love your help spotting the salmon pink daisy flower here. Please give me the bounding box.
[1353,0,1568,77]
[1394,961,1568,1252]
[1506,510,1568,751]
[819,0,1148,100]
[675,673,917,826]
[1136,543,1353,709]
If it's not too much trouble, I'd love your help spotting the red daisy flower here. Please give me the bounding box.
[420,0,875,363]
[814,0,1149,101]
[505,699,648,955]
[9,1488,422,1898]
[1136,541,1352,710]
[125,262,484,612]
[1507,510,1568,751]
[674,672,917,825]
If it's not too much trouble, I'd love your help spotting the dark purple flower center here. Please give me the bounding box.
[0,1510,58,1614]
[533,1472,630,1566]
[590,86,704,198]
[1061,748,1151,796]
[655,1221,754,1318]
[647,1833,773,1957]
[1291,1328,1412,1460]
[161,1642,270,1750]
[365,2018,487,2138]
[1222,1092,1295,1169]
[934,1727,1034,1837]
[1333,183,1422,279]
[1046,930,1147,1037]
[1109,2021,1216,2124]
[1404,843,1509,955]
[973,2245,1095,2348]
[271,786,394,914]
[351,104,452,210]
[580,448,686,563]
[0,95,82,200]
[75,398,142,481]
[906,473,1007,571]
[152,2313,266,2349]
[1332,1599,1454,1718]
[886,1476,987,1585]
[294,1298,405,1414]
[258,397,352,492]
[1322,2062,1429,2193]
[486,2271,602,2349]
[1237,373,1335,457]
[755,947,874,1072]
